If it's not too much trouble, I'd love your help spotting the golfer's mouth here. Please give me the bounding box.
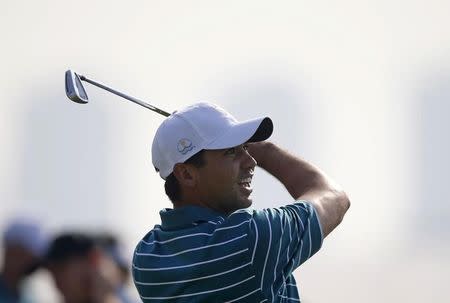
[238,176,253,193]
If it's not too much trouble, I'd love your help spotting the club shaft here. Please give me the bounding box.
[80,76,170,117]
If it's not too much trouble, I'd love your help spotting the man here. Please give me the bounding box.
[0,219,48,303]
[45,232,123,303]
[133,102,350,302]
[96,233,139,303]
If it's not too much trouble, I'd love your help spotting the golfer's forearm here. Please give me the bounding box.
[249,141,330,198]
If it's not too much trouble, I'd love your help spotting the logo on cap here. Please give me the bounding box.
[177,138,194,155]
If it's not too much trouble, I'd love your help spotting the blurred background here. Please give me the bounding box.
[1,0,449,302]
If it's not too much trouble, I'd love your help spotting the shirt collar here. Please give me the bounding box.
[160,206,225,230]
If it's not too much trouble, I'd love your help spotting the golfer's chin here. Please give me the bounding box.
[226,186,253,213]
[237,195,253,209]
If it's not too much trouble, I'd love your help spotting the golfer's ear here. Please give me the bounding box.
[173,163,198,187]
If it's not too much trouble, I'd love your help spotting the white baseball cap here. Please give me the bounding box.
[152,102,273,179]
[3,218,49,258]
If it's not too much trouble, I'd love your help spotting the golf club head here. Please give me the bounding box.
[65,70,89,104]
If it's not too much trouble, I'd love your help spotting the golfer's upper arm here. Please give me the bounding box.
[299,189,350,238]
[249,202,323,281]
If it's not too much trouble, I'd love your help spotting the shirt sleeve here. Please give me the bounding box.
[249,201,323,297]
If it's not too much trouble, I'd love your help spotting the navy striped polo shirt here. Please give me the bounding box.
[132,201,323,302]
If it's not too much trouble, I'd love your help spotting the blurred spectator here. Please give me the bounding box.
[95,233,138,303]
[45,232,122,303]
[0,218,49,303]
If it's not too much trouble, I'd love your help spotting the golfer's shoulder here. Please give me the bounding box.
[232,203,318,241]
[233,201,317,225]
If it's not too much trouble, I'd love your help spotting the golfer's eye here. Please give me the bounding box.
[243,144,249,151]
[224,148,236,155]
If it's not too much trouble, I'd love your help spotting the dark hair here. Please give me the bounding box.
[45,232,96,264]
[165,150,206,202]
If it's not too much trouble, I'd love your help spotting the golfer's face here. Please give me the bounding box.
[197,144,257,214]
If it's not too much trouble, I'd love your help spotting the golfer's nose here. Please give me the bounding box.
[242,148,257,170]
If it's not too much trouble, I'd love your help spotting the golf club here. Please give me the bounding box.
[65,70,171,117]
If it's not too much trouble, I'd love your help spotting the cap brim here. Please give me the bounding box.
[205,117,273,149]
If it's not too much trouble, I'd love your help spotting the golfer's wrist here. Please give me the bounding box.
[248,141,275,168]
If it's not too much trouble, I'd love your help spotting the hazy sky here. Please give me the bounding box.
[1,1,449,302]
